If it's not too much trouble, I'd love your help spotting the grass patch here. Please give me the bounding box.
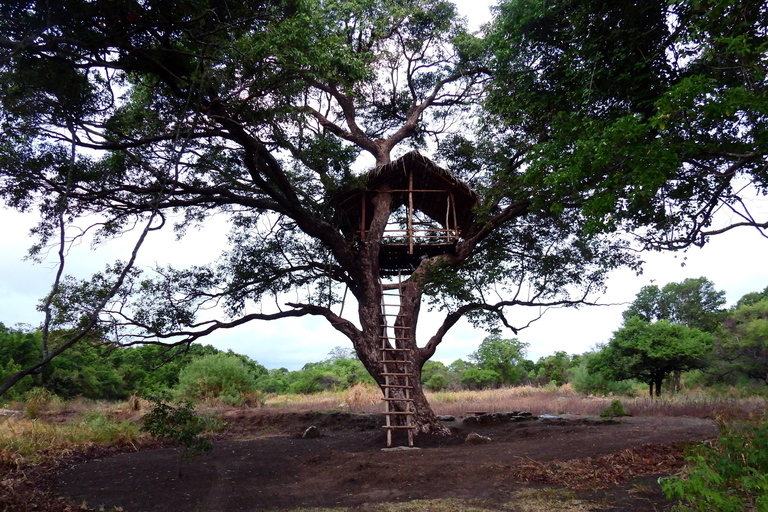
[279,489,602,511]
[0,413,143,461]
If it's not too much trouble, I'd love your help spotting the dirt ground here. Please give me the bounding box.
[53,410,718,512]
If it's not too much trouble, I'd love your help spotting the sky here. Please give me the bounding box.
[2,1,768,370]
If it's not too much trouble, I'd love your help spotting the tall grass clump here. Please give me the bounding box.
[0,414,143,461]
[344,383,381,411]
[24,387,61,419]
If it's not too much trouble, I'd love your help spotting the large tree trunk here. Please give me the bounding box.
[352,283,450,437]
[347,185,451,438]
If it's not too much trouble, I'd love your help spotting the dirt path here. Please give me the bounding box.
[54,412,717,511]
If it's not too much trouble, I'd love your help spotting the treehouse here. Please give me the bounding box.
[333,151,478,276]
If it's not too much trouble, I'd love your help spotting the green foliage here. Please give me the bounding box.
[175,353,259,405]
[0,320,246,401]
[591,317,714,397]
[531,351,573,386]
[484,0,768,248]
[141,398,213,462]
[24,387,59,419]
[734,287,768,310]
[422,361,450,391]
[599,399,627,419]
[624,278,726,332]
[569,352,637,396]
[460,367,501,390]
[662,419,768,512]
[79,411,143,444]
[424,373,449,391]
[470,334,529,386]
[712,299,768,385]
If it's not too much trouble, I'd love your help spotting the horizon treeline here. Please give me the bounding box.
[2,279,767,404]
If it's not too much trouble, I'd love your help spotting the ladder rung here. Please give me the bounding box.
[382,398,414,402]
[380,347,411,351]
[381,360,412,364]
[382,425,417,429]
[381,384,413,389]
[381,313,411,317]
[381,372,411,376]
[379,337,410,340]
[384,411,415,415]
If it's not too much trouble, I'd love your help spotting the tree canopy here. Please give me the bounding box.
[622,277,726,332]
[481,0,768,248]
[469,333,529,386]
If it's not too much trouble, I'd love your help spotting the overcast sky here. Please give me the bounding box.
[2,1,767,370]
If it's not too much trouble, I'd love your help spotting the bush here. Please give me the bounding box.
[662,418,768,511]
[460,368,501,389]
[599,399,628,418]
[569,362,636,396]
[425,373,448,391]
[287,370,339,394]
[141,398,214,477]
[175,353,258,404]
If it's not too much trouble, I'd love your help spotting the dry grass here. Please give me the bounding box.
[254,384,767,421]
[281,489,602,511]
[0,413,144,461]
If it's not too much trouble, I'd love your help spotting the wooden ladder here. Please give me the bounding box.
[379,275,416,447]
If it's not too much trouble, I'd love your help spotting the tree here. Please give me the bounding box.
[714,299,768,384]
[734,286,768,309]
[532,351,571,386]
[483,0,768,249]
[623,277,727,333]
[469,334,529,386]
[0,0,632,434]
[590,317,714,397]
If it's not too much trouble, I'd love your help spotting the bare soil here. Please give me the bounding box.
[53,410,718,512]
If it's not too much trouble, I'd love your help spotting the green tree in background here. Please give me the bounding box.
[623,277,726,332]
[470,334,529,386]
[590,317,714,397]
[532,351,572,386]
[734,286,768,309]
[714,299,768,384]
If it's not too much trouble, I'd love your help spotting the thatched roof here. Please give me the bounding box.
[333,151,478,237]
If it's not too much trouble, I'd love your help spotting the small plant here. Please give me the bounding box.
[599,399,628,418]
[661,418,768,512]
[141,397,214,478]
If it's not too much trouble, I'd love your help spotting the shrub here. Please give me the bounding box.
[175,353,258,404]
[141,398,214,477]
[569,363,636,396]
[425,373,448,391]
[599,399,628,418]
[460,368,501,390]
[345,383,380,410]
[287,369,340,394]
[662,418,768,511]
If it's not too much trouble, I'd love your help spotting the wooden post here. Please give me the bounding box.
[408,172,414,255]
